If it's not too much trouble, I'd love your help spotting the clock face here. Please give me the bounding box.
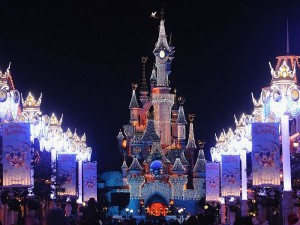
[0,89,7,102]
[291,89,299,101]
[273,89,282,102]
[13,90,20,103]
[159,50,165,58]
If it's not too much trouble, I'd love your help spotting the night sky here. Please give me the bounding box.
[0,0,299,172]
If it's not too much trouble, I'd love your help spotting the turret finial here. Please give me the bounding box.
[178,97,185,105]
[188,114,195,123]
[198,140,206,149]
[132,83,138,91]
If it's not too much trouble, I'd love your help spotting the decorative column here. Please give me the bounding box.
[78,160,83,203]
[241,149,248,217]
[282,114,294,225]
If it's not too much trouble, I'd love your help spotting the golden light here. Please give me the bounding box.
[204,205,208,210]
[169,200,174,205]
[122,139,127,149]
[159,50,165,58]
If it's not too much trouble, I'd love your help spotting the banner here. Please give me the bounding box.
[221,155,240,197]
[251,123,280,187]
[57,154,77,196]
[2,123,31,187]
[83,161,97,202]
[206,162,220,202]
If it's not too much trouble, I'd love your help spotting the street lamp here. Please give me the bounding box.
[130,209,133,217]
[261,56,300,225]
[125,208,129,219]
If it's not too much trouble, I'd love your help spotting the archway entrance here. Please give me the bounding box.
[149,202,167,216]
[145,194,168,216]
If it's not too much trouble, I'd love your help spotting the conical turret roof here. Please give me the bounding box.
[128,157,143,171]
[129,84,139,108]
[193,141,206,177]
[140,113,160,142]
[186,114,197,149]
[171,158,186,174]
[154,19,171,52]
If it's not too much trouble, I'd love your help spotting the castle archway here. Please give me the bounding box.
[145,194,168,216]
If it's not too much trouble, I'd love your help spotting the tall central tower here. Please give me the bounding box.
[151,18,175,147]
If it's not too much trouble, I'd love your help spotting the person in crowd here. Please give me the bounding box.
[44,208,68,225]
[81,198,99,225]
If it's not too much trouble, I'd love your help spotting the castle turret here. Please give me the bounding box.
[129,84,140,127]
[186,114,197,168]
[251,93,263,123]
[151,17,175,147]
[150,64,157,91]
[177,97,187,146]
[193,141,206,199]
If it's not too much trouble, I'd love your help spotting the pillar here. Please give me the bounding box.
[282,114,294,225]
[78,160,83,203]
[241,150,248,216]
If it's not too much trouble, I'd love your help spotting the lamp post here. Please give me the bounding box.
[177,208,183,224]
[261,56,300,225]
[130,209,133,217]
[125,208,129,219]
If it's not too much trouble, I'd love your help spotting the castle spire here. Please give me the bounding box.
[193,140,206,178]
[176,97,187,124]
[171,88,178,110]
[186,114,197,150]
[129,83,139,108]
[154,10,170,53]
[139,56,149,105]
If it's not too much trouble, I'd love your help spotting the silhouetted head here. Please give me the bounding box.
[87,197,97,208]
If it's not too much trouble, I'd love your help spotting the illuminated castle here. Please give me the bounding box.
[116,14,206,216]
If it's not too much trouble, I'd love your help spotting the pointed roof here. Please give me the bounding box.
[154,19,171,52]
[150,64,157,83]
[140,113,160,142]
[186,114,197,150]
[176,97,187,124]
[128,157,143,171]
[116,129,125,140]
[193,141,206,177]
[129,84,139,108]
[171,158,185,172]
[165,149,189,166]
[171,88,178,110]
[121,159,128,169]
[145,141,170,164]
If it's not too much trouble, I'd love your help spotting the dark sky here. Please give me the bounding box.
[0,0,299,172]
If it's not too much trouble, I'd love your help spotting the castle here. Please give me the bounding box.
[116,14,206,216]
